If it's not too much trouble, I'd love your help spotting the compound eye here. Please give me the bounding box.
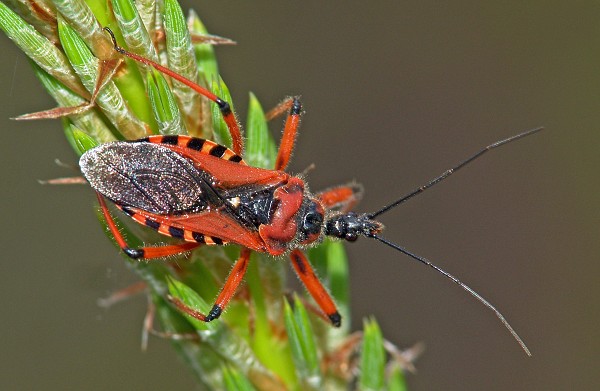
[299,200,325,244]
[302,210,323,236]
[345,233,358,242]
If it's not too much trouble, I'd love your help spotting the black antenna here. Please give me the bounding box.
[368,127,543,219]
[369,234,532,356]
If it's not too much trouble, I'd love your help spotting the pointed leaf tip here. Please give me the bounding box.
[359,318,386,391]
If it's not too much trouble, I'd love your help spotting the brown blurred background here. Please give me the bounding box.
[1,1,598,390]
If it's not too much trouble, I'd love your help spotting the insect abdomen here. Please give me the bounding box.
[137,135,245,164]
[119,205,226,245]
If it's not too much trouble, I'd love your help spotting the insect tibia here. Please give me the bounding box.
[324,212,384,241]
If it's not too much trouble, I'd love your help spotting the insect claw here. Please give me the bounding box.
[328,312,342,327]
[124,247,145,259]
[206,305,223,321]
[215,98,232,115]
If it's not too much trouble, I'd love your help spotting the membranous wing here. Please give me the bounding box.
[80,141,222,215]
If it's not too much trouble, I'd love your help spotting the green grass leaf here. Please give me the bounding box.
[147,69,186,134]
[223,366,258,391]
[387,364,409,391]
[163,0,202,134]
[64,125,99,155]
[133,0,157,35]
[53,0,115,60]
[112,0,158,62]
[58,16,147,139]
[188,9,219,83]
[0,2,87,97]
[244,253,295,387]
[245,93,277,169]
[284,296,322,390]
[359,318,386,391]
[167,276,217,332]
[6,0,57,41]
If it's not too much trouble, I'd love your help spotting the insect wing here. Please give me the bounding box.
[180,149,289,188]
[80,142,214,215]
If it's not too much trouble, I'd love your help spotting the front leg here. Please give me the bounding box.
[289,249,341,327]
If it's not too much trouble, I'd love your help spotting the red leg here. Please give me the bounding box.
[317,183,364,213]
[289,249,341,327]
[103,27,244,155]
[275,97,302,171]
[97,193,201,259]
[169,248,252,322]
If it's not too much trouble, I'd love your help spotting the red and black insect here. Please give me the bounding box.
[81,28,539,355]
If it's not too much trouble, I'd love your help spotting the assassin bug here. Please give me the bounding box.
[81,28,539,355]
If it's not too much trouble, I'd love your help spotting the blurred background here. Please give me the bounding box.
[1,1,598,390]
